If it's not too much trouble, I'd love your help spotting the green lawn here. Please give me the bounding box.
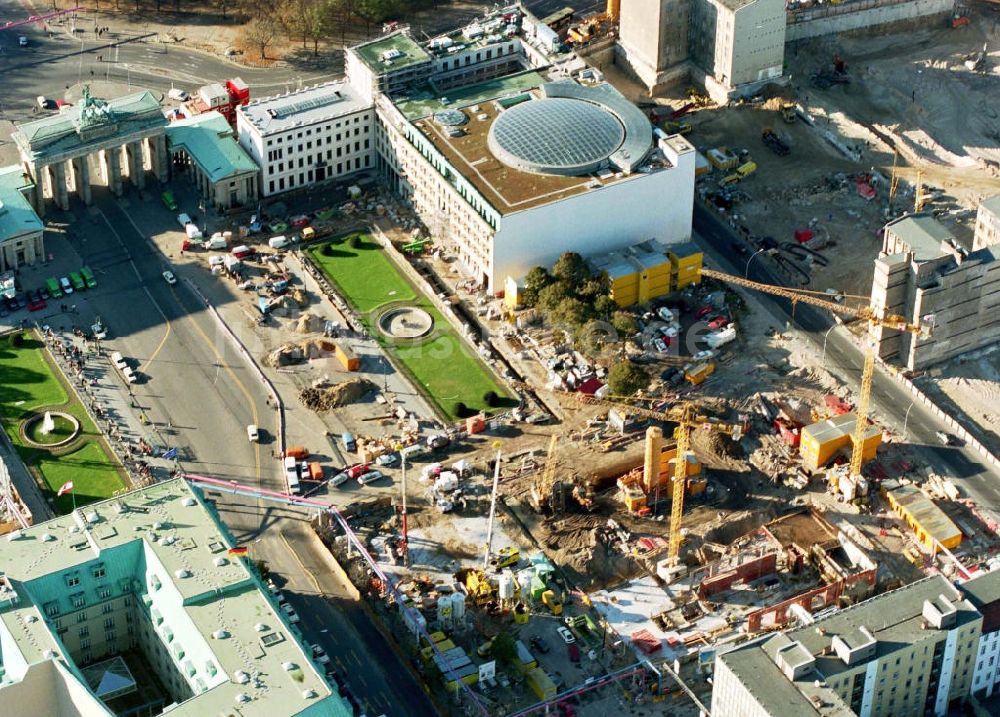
[0,333,125,513]
[307,234,512,420]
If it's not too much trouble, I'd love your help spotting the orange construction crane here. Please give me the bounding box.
[579,395,742,566]
[699,267,932,483]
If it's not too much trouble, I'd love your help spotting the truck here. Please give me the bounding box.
[685,361,716,385]
[720,161,757,186]
[761,127,790,156]
[525,667,556,700]
[334,342,359,371]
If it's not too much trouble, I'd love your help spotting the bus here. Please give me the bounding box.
[80,266,96,288]
[45,277,62,298]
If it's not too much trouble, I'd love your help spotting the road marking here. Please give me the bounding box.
[115,204,261,482]
[279,531,322,594]
[94,207,173,372]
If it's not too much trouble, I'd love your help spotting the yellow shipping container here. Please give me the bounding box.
[800,412,881,470]
[884,485,961,551]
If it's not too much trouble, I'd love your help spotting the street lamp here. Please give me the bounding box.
[902,401,915,437]
[821,324,837,367]
[745,248,766,278]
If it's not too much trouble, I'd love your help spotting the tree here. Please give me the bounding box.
[593,294,616,320]
[611,311,638,337]
[552,252,589,286]
[551,297,589,328]
[575,319,613,356]
[536,281,571,313]
[522,266,551,306]
[242,15,279,59]
[607,362,650,396]
[491,632,517,664]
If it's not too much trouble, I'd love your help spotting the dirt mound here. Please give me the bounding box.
[300,377,375,412]
[263,343,305,367]
[294,312,323,334]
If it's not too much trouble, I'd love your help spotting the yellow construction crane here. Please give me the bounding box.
[578,395,742,565]
[530,435,562,513]
[699,267,932,483]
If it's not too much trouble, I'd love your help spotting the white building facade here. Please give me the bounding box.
[236,82,374,197]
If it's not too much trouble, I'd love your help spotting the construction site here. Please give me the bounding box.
[301,242,1000,713]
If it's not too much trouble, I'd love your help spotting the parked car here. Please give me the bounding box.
[26,289,46,311]
[167,88,190,102]
[529,636,550,654]
[557,626,575,644]
[18,35,28,47]
[694,306,712,319]
[652,337,667,353]
[357,469,384,485]
[694,349,715,361]
[162,271,177,285]
[708,316,729,330]
[289,214,310,228]
[177,212,193,227]
[281,603,300,623]
[936,431,959,446]
[311,644,330,664]
[161,190,178,210]
[376,451,399,467]
[59,276,73,294]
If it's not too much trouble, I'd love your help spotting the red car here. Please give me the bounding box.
[289,214,310,229]
[708,316,729,330]
[694,306,712,319]
[26,289,46,312]
[346,464,370,479]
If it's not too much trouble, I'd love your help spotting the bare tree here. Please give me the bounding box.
[242,14,279,58]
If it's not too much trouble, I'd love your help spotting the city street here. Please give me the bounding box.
[692,204,1000,510]
[0,9,337,123]
[208,490,440,717]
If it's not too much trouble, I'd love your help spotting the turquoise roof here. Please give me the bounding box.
[12,89,166,163]
[0,165,43,242]
[165,111,258,184]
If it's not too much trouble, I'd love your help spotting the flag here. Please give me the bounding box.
[57,481,74,496]
[228,546,249,556]
[162,447,178,460]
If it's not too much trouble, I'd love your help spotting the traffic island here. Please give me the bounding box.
[0,331,126,514]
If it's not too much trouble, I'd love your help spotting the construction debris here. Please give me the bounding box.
[299,377,376,411]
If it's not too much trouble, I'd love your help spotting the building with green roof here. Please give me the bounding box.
[0,477,352,717]
[165,111,259,210]
[0,164,44,273]
[11,86,169,216]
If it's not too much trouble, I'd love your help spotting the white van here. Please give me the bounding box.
[268,235,290,250]
[247,424,259,442]
[205,235,227,250]
[110,351,128,370]
[284,457,302,495]
[167,88,190,102]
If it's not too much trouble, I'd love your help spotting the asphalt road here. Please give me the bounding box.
[0,16,338,122]
[210,492,439,717]
[692,204,1000,509]
[61,187,269,482]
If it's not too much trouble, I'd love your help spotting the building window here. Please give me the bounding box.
[65,574,80,588]
[104,616,114,629]
[80,638,91,651]
[91,565,106,579]
[44,602,59,617]
[71,593,86,609]
[77,612,87,623]
[106,629,117,642]
[269,180,275,193]
[79,626,89,638]
[102,603,113,614]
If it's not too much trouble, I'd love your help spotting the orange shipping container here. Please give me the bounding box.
[285,445,308,460]
[335,342,360,371]
[308,462,323,481]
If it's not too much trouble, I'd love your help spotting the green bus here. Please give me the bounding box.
[69,271,85,291]
[45,277,62,298]
[80,266,97,288]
